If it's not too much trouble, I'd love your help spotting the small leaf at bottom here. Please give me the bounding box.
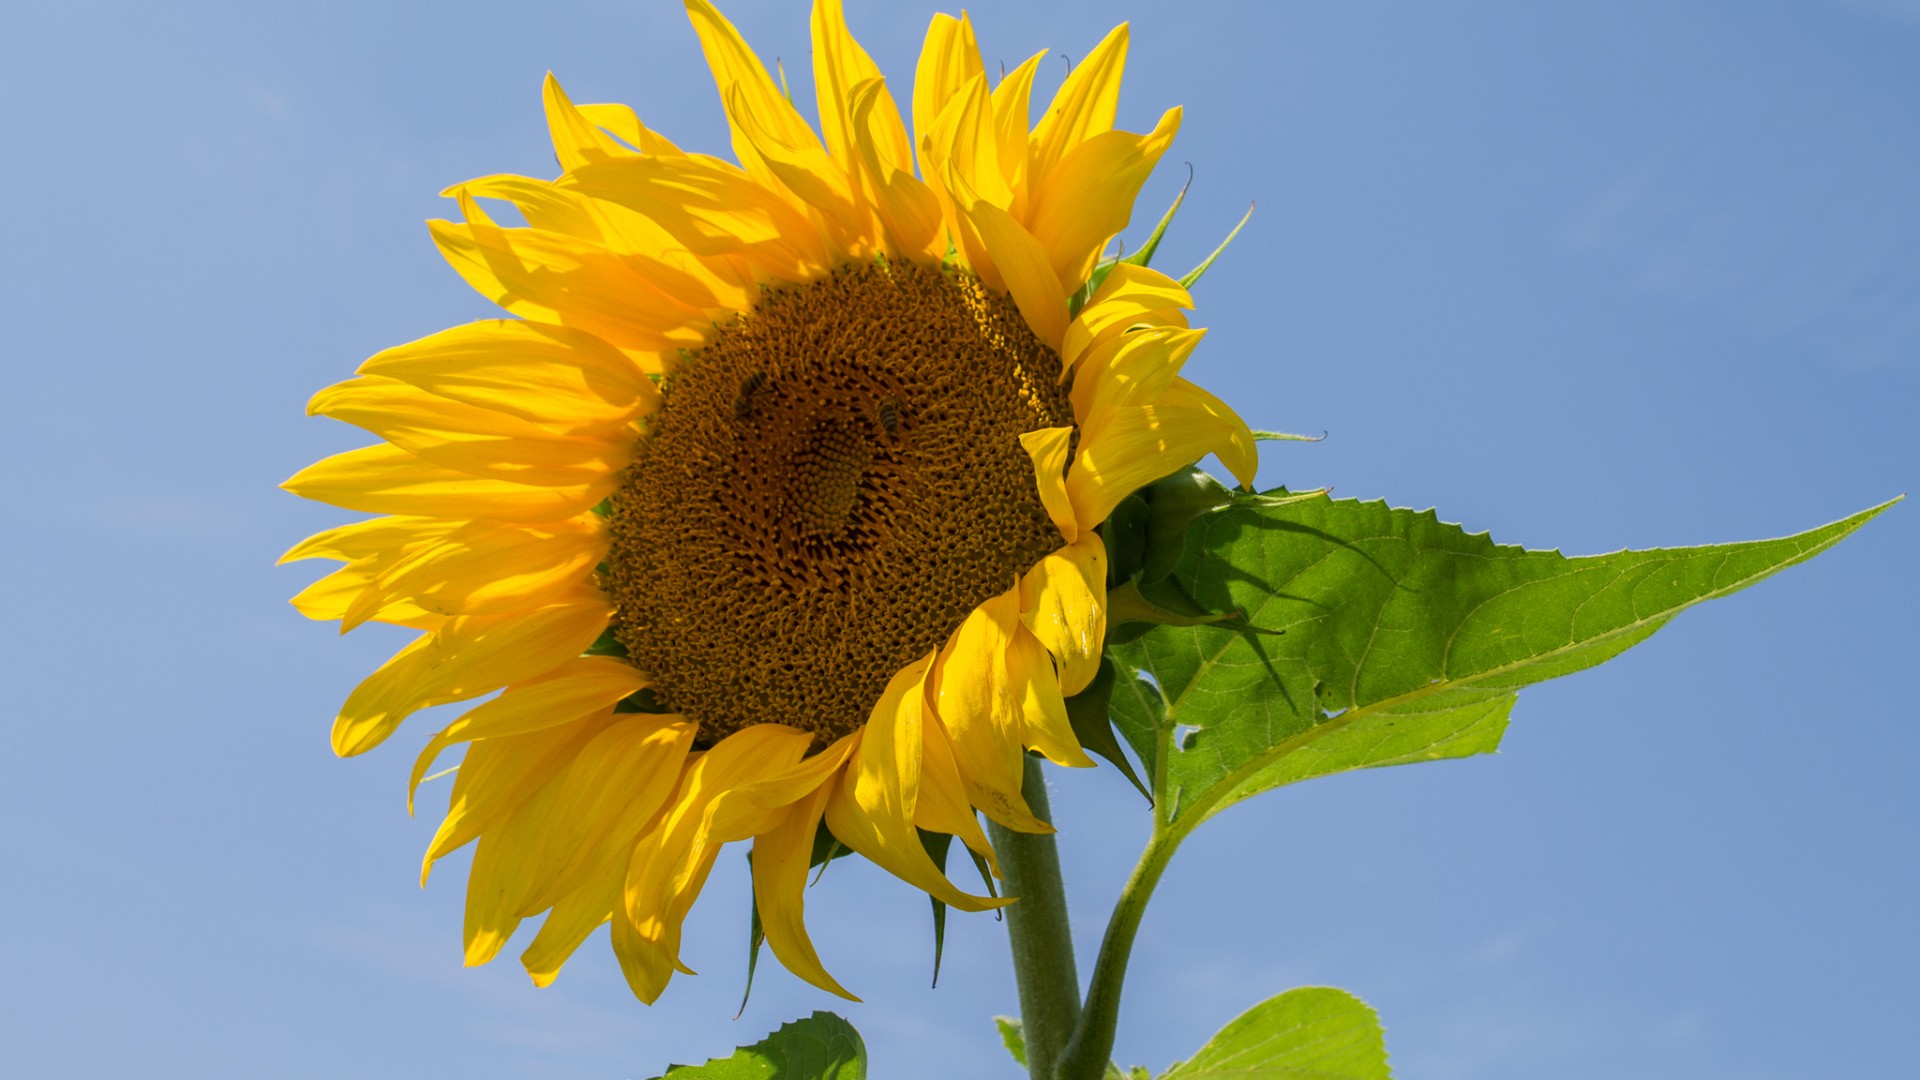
[1160,987,1390,1079]
[657,1011,866,1079]
[994,1016,1028,1067]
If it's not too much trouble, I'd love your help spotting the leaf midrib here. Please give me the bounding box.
[1157,506,1873,829]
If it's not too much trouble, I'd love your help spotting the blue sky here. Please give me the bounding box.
[1,1,1914,1077]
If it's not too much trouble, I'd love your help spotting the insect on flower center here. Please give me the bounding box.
[604,260,1073,747]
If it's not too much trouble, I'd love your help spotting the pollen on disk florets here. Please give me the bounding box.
[604,260,1073,746]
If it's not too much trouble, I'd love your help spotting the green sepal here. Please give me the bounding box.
[1251,429,1327,444]
[1107,577,1238,629]
[1178,203,1254,290]
[809,821,851,882]
[736,851,766,1020]
[1070,260,1116,319]
[613,686,670,713]
[1099,493,1151,586]
[1064,660,1152,803]
[738,824,856,1014]
[584,626,629,659]
[1107,576,1282,643]
[1139,467,1235,586]
[1122,169,1191,271]
[655,1012,866,1080]
[918,829,953,988]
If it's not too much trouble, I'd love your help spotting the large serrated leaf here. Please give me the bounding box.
[1159,987,1391,1079]
[1109,494,1894,825]
[656,1011,865,1079]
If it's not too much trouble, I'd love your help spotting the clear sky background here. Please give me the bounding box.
[2,1,1914,1077]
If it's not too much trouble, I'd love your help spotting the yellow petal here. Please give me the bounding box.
[1069,325,1205,423]
[827,658,1009,910]
[454,174,750,310]
[332,591,609,757]
[283,443,603,522]
[578,103,683,158]
[1019,426,1078,543]
[929,73,1013,212]
[543,73,653,171]
[914,711,999,877]
[751,784,859,1000]
[347,516,605,629]
[451,173,608,243]
[407,655,651,810]
[1028,107,1181,295]
[930,590,1053,834]
[563,154,831,282]
[683,0,828,200]
[707,732,857,842]
[847,79,944,260]
[463,718,680,965]
[464,773,560,965]
[953,191,1069,348]
[1161,377,1258,489]
[1020,532,1109,698]
[811,0,911,179]
[610,885,678,1004]
[430,192,707,353]
[308,375,629,489]
[911,12,984,182]
[1008,621,1093,769]
[521,714,698,913]
[289,555,442,631]
[1029,23,1129,189]
[1063,262,1193,367]
[278,514,454,565]
[720,83,870,259]
[990,51,1046,212]
[422,715,609,880]
[620,725,816,994]
[1067,402,1253,529]
[521,851,622,987]
[358,320,658,431]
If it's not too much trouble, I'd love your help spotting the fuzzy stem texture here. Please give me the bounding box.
[1052,829,1182,1080]
[989,756,1083,1080]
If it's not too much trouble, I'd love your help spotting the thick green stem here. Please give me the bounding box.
[989,756,1083,1080]
[1053,828,1183,1080]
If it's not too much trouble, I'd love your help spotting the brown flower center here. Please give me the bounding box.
[605,260,1072,746]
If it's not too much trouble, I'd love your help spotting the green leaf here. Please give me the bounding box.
[1110,493,1896,825]
[1065,660,1153,802]
[995,1016,1028,1067]
[1159,987,1390,1079]
[657,1012,866,1080]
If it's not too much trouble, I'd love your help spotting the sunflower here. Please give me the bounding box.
[282,0,1255,1004]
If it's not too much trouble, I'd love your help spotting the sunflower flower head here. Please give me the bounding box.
[282,0,1255,1005]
